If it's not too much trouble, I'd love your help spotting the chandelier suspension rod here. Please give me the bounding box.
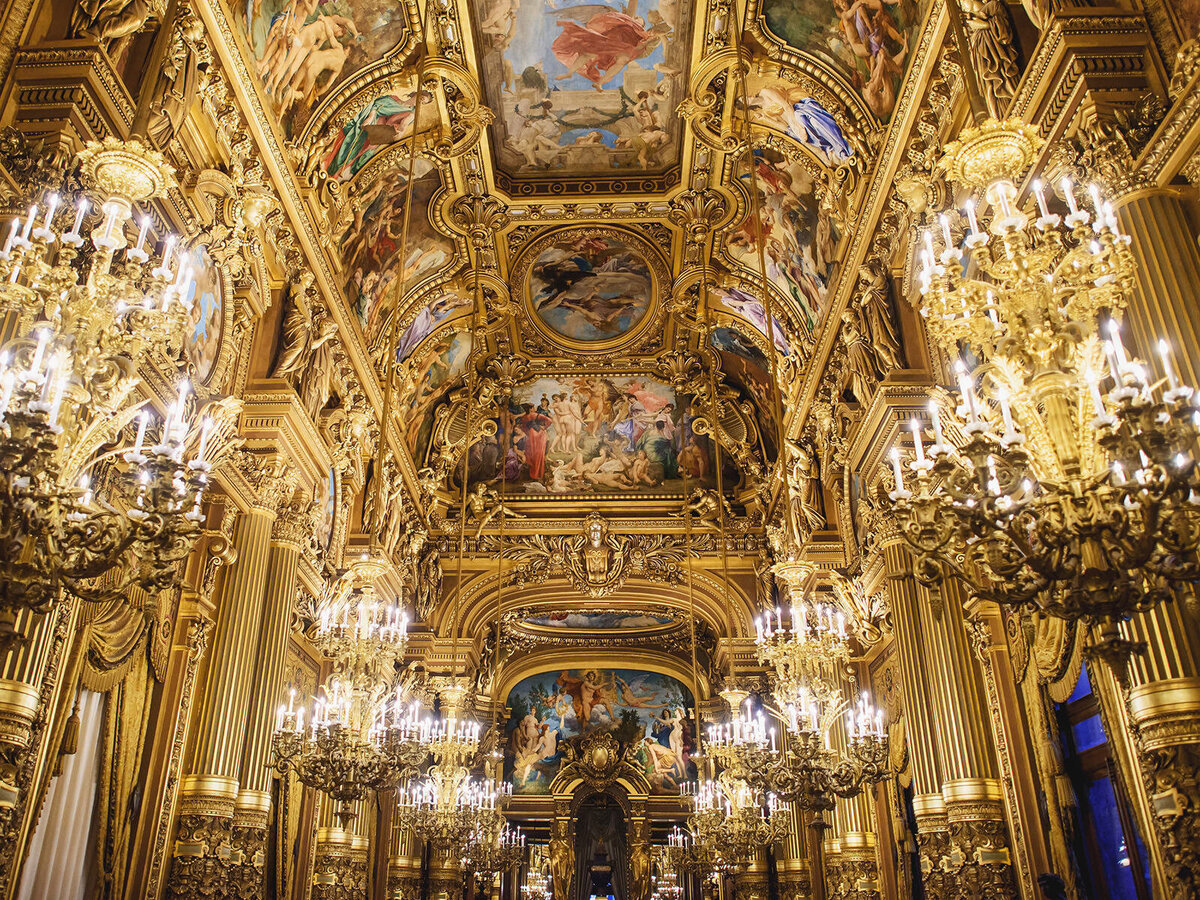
[491,443,508,729]
[368,0,433,551]
[680,453,704,751]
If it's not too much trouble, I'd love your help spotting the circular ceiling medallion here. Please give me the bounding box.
[517,226,663,352]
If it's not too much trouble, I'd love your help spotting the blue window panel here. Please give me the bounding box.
[1072,714,1107,752]
[1088,777,1140,900]
[1067,666,1093,704]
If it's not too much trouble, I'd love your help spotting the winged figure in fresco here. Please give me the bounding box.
[548,0,672,91]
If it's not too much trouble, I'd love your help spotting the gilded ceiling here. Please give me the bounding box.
[221,0,930,506]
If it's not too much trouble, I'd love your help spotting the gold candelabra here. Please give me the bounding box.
[461,822,526,879]
[679,767,788,873]
[0,138,213,643]
[891,118,1200,640]
[273,563,422,825]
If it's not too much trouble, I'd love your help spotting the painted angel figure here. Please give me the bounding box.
[549,0,672,91]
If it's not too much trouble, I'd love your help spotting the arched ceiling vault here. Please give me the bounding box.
[206,0,934,653]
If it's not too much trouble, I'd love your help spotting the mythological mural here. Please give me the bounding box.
[403,330,473,455]
[523,612,674,629]
[505,668,695,794]
[725,149,837,333]
[466,375,715,495]
[183,246,223,383]
[760,0,922,120]
[528,234,653,343]
[321,87,432,182]
[238,0,414,137]
[396,290,473,362]
[470,0,692,176]
[743,76,854,166]
[340,160,454,335]
[713,286,796,358]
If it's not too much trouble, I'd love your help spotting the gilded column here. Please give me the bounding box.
[775,804,813,900]
[311,796,370,900]
[833,792,880,900]
[230,488,311,898]
[880,537,949,899]
[1109,186,1200,896]
[732,849,770,900]
[385,821,422,900]
[917,578,1016,899]
[168,456,294,898]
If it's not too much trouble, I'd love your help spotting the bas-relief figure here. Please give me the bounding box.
[271,280,339,418]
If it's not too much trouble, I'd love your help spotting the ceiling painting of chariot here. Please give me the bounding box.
[238,0,415,138]
[527,232,653,344]
[470,0,693,180]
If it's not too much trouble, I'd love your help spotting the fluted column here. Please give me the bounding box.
[918,578,1017,899]
[231,489,309,898]
[775,804,813,900]
[169,458,293,898]
[1104,185,1200,898]
[880,538,949,898]
[312,796,370,900]
[386,823,422,900]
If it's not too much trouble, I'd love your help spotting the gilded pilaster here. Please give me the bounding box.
[168,456,295,898]
[231,488,312,899]
[385,821,422,900]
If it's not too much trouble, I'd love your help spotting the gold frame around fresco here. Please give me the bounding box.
[511,224,669,355]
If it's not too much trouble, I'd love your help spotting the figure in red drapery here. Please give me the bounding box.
[551,6,666,90]
[516,403,554,480]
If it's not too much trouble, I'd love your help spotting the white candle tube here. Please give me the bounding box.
[890,448,905,493]
[1032,180,1050,218]
[100,202,117,241]
[68,199,88,238]
[939,214,953,251]
[910,418,925,463]
[132,410,149,456]
[134,216,150,253]
[999,392,1016,436]
[1159,339,1182,392]
[964,199,979,234]
[28,329,49,378]
[929,400,944,446]
[1,218,18,255]
[42,195,59,230]
[20,204,37,241]
[1062,177,1079,216]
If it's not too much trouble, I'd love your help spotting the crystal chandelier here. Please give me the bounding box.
[396,684,512,851]
[651,855,683,900]
[461,822,525,878]
[679,763,788,873]
[890,118,1200,638]
[0,137,213,643]
[273,564,422,825]
[521,849,550,900]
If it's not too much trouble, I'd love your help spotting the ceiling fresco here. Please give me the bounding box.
[461,374,718,495]
[339,159,455,336]
[724,147,839,335]
[469,0,693,185]
[521,612,676,629]
[211,0,929,503]
[238,0,416,138]
[758,0,924,120]
[527,232,653,345]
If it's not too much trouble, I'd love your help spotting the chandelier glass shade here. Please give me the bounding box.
[890,118,1200,628]
[0,138,212,641]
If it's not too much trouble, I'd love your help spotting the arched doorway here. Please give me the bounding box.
[574,794,627,900]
